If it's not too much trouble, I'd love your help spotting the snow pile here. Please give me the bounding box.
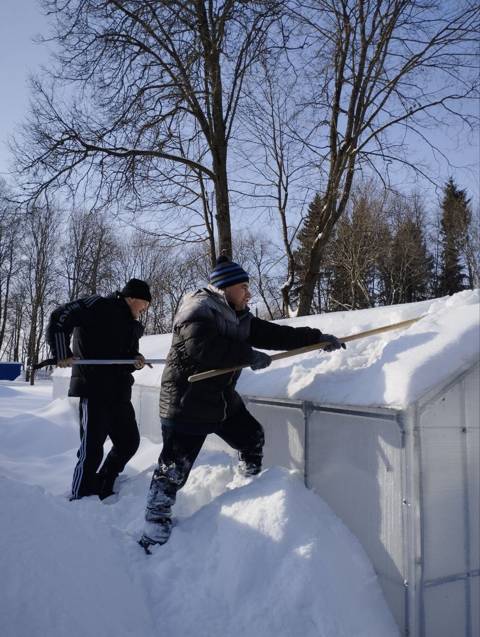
[129,290,479,408]
[145,467,397,637]
[0,381,399,637]
[0,476,157,637]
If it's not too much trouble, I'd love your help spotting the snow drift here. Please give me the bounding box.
[0,382,399,637]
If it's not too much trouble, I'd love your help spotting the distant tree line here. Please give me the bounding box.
[294,178,479,314]
[11,0,479,317]
[0,176,478,371]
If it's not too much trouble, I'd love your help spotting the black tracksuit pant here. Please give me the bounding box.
[143,405,264,537]
[71,396,140,499]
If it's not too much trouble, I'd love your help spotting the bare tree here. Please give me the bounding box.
[235,232,284,319]
[328,187,386,310]
[1,292,26,362]
[23,204,59,383]
[62,209,121,300]
[0,183,22,355]
[14,0,283,258]
[151,244,211,332]
[238,60,313,316]
[290,0,479,314]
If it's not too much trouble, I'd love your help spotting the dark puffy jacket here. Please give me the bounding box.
[160,287,323,423]
[47,293,144,400]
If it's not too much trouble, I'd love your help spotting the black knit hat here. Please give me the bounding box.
[209,255,249,289]
[120,278,152,302]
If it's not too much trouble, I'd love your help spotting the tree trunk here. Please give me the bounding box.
[197,171,217,266]
[13,308,22,362]
[26,305,38,385]
[213,148,232,258]
[297,237,325,316]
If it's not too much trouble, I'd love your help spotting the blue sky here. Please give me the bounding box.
[0,0,52,180]
[0,0,478,208]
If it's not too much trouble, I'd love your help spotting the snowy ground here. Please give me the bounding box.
[1,380,399,637]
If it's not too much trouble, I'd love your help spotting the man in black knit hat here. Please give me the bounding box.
[47,279,151,500]
[139,257,345,551]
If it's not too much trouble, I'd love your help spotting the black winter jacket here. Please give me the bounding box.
[160,287,323,424]
[47,293,144,400]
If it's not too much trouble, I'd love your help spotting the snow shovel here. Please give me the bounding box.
[33,357,167,370]
[187,315,426,383]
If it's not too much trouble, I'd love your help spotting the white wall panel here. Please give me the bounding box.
[420,382,463,429]
[246,401,305,474]
[132,386,162,443]
[423,580,467,637]
[307,411,405,577]
[420,427,467,580]
[465,364,480,575]
[464,364,479,431]
[467,427,479,571]
[469,576,479,637]
[305,409,406,632]
[52,374,70,399]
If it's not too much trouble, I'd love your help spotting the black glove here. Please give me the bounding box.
[320,333,346,352]
[250,350,272,370]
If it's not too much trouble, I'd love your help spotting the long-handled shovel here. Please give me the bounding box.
[33,357,167,370]
[188,315,426,383]
[30,357,166,384]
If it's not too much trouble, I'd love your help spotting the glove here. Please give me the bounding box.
[57,356,76,368]
[133,355,146,370]
[250,350,272,370]
[320,334,346,352]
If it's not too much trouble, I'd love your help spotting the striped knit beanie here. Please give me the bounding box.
[209,255,249,289]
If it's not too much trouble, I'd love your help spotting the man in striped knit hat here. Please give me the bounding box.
[139,256,345,551]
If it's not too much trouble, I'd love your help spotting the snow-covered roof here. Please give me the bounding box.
[135,290,479,409]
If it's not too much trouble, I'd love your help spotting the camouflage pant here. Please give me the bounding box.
[142,406,264,544]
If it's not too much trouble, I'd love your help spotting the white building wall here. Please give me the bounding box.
[415,362,479,637]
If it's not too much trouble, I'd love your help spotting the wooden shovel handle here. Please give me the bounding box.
[188,315,425,383]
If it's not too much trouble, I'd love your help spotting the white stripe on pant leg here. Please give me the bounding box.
[71,399,86,496]
[72,398,89,498]
[72,398,88,496]
[73,398,89,495]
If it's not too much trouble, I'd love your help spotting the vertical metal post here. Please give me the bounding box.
[400,404,424,637]
[460,377,472,637]
[302,401,313,489]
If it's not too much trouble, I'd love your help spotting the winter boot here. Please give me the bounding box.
[97,471,119,501]
[238,460,262,477]
[237,442,263,477]
[69,474,101,500]
[138,519,173,554]
[238,451,262,477]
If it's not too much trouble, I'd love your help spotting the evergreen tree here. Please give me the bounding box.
[292,193,324,305]
[328,194,382,310]
[377,195,433,305]
[438,178,471,296]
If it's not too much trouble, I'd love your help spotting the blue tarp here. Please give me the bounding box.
[0,362,22,380]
